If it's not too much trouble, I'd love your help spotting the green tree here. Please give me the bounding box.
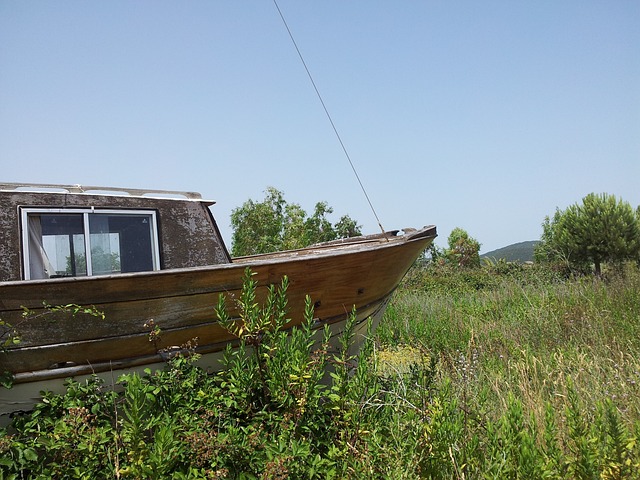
[282,202,307,250]
[446,227,481,268]
[535,193,640,275]
[303,201,338,245]
[230,187,288,256]
[334,215,361,239]
[230,187,362,256]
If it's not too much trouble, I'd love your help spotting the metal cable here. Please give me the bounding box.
[272,0,386,237]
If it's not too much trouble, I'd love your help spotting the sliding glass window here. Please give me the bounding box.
[21,209,160,280]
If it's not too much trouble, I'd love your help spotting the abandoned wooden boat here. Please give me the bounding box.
[0,182,436,417]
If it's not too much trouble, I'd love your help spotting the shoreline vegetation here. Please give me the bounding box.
[2,262,639,478]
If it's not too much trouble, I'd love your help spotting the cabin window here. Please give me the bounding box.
[21,209,160,279]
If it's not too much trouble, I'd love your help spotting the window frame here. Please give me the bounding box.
[20,207,161,280]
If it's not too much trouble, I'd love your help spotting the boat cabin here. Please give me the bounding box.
[0,183,231,283]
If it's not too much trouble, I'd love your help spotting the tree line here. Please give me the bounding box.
[231,188,640,275]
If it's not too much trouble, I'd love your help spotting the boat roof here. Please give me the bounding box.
[0,182,214,204]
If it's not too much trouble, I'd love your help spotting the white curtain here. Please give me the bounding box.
[28,215,55,279]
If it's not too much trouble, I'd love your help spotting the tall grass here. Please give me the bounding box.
[380,262,640,477]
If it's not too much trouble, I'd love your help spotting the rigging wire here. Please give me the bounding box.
[272,0,387,237]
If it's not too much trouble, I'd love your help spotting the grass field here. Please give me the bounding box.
[1,262,639,478]
[378,262,640,478]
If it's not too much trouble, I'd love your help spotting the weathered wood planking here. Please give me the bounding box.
[0,184,436,417]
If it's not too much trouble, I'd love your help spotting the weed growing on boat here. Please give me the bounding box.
[0,303,104,389]
[0,319,20,351]
[0,303,104,354]
[0,318,21,388]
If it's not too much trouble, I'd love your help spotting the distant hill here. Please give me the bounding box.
[481,241,539,263]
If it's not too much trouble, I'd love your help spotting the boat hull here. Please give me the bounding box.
[0,226,436,418]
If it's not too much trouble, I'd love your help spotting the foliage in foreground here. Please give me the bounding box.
[2,265,640,478]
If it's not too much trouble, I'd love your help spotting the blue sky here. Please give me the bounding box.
[1,1,638,253]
